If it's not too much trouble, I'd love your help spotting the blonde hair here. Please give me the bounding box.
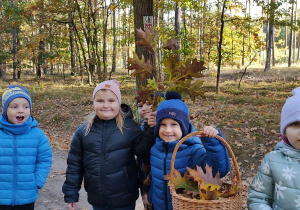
[84,109,124,136]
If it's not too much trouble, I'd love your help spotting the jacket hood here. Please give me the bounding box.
[121,103,133,119]
[275,140,300,160]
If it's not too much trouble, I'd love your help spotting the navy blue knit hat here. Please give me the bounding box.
[155,91,189,138]
[1,85,32,119]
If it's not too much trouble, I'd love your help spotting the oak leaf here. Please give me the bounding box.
[187,165,222,190]
[172,169,198,192]
[134,89,153,104]
[162,53,182,80]
[163,38,177,51]
[146,78,158,91]
[134,86,164,110]
[199,188,223,200]
[218,182,241,198]
[135,28,156,54]
[127,53,153,80]
[182,80,206,101]
[175,58,206,81]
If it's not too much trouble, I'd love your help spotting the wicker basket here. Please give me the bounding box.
[169,131,243,210]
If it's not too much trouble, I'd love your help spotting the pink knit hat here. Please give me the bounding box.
[92,79,121,104]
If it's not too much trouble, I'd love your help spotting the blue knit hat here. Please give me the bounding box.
[1,85,32,119]
[280,87,300,135]
[155,91,190,138]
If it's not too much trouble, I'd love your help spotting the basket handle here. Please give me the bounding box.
[169,131,241,184]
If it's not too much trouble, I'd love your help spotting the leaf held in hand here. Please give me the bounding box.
[127,54,153,80]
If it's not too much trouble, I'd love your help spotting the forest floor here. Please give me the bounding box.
[0,65,299,209]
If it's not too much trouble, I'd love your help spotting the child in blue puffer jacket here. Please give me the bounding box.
[247,87,300,210]
[146,91,231,210]
[0,85,52,210]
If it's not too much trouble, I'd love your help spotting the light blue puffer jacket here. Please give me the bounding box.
[0,115,52,206]
[248,141,300,210]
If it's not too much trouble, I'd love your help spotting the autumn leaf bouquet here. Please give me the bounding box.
[127,28,207,110]
[171,164,241,201]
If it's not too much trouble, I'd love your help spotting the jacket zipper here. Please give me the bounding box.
[12,135,17,206]
[163,142,169,210]
[101,122,107,206]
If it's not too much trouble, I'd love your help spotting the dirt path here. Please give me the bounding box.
[35,149,144,210]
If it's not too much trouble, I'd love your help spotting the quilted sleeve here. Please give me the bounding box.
[62,125,85,203]
[195,130,230,177]
[247,154,274,210]
[132,122,155,160]
[35,130,53,189]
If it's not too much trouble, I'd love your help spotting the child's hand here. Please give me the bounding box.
[195,126,219,138]
[142,194,152,209]
[68,202,77,210]
[147,112,156,127]
[143,104,153,120]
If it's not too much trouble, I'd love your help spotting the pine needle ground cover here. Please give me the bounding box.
[0,67,299,209]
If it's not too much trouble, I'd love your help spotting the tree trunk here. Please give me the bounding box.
[248,0,252,61]
[93,0,102,83]
[182,6,186,54]
[74,34,84,84]
[200,0,206,61]
[127,5,132,71]
[156,2,163,80]
[264,0,274,72]
[74,0,92,84]
[259,6,264,65]
[175,2,181,52]
[12,31,17,79]
[68,0,75,76]
[133,0,154,89]
[111,0,117,74]
[242,0,247,66]
[72,4,90,84]
[102,1,108,80]
[216,0,226,94]
[37,28,44,79]
[49,22,54,75]
[292,1,297,63]
[272,29,275,66]
[285,0,288,64]
[288,2,294,67]
[10,0,19,80]
[12,28,18,80]
[297,30,300,62]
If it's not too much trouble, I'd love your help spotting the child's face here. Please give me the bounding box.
[159,118,182,142]
[6,97,30,124]
[93,89,120,120]
[285,121,300,150]
[138,101,152,120]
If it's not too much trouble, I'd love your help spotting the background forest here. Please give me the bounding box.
[1,0,300,84]
[1,0,300,208]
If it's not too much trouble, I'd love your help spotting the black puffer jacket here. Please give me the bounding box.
[62,105,155,208]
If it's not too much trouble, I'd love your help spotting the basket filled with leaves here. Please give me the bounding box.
[169,131,243,210]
